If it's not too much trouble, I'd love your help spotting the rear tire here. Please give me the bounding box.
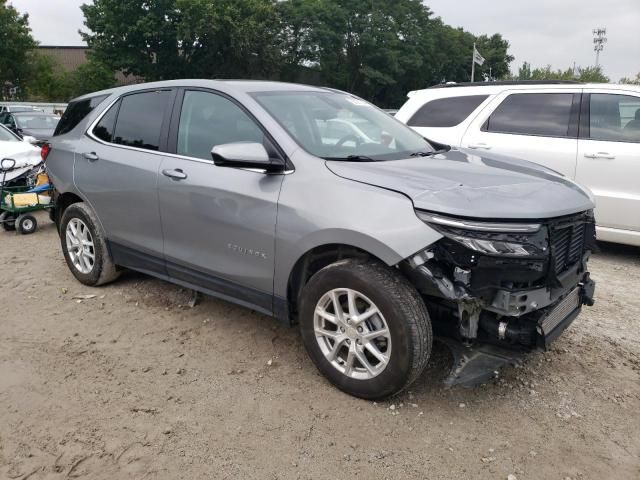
[60,202,120,286]
[299,259,432,399]
[16,213,37,235]
[0,211,16,231]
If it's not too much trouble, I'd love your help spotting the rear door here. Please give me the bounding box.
[157,88,285,314]
[75,88,176,272]
[576,90,640,238]
[462,90,581,177]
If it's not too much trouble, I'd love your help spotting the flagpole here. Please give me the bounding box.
[471,42,476,82]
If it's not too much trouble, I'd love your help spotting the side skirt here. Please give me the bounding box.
[109,241,287,320]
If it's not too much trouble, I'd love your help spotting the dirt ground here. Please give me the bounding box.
[1,211,639,480]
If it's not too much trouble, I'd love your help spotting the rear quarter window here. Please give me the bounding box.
[407,95,489,128]
[53,94,109,136]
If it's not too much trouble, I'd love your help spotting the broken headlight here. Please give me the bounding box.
[416,211,546,257]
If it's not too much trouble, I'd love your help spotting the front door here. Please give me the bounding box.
[158,89,285,314]
[576,91,640,237]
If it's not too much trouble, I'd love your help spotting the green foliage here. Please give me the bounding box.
[23,53,115,102]
[66,59,117,98]
[81,0,282,80]
[510,62,609,83]
[620,73,640,85]
[80,0,515,107]
[0,0,37,96]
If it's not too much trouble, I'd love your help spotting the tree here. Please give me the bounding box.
[81,0,515,106]
[277,0,514,106]
[23,53,115,102]
[81,0,282,81]
[66,59,116,98]
[620,72,640,85]
[510,63,609,83]
[0,0,37,98]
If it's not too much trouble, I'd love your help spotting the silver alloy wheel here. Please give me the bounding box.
[65,218,95,274]
[314,288,391,380]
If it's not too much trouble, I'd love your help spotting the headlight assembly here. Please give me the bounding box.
[416,211,547,257]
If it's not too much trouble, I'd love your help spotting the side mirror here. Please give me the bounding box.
[211,142,284,172]
[1,158,17,172]
[22,135,38,144]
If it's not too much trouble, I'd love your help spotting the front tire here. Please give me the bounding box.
[299,259,432,399]
[60,203,120,286]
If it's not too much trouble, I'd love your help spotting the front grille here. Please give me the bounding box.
[550,222,586,275]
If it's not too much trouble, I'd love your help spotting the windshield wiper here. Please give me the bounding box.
[324,155,378,162]
[409,149,448,157]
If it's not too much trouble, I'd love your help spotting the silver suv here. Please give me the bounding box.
[46,80,596,399]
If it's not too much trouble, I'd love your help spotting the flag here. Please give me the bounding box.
[473,46,485,66]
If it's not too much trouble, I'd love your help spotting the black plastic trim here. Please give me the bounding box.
[108,241,277,318]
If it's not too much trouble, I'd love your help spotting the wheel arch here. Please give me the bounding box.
[282,239,399,325]
[53,191,84,229]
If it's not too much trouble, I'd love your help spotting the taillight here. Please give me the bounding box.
[41,143,51,162]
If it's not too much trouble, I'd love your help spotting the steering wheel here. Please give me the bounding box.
[335,134,362,147]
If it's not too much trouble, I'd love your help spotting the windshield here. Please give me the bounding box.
[0,124,20,142]
[253,91,434,160]
[15,115,59,130]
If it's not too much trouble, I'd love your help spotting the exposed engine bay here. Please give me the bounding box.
[403,210,597,385]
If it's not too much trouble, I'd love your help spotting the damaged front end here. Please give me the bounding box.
[402,210,597,386]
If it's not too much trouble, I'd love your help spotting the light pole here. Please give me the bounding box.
[593,28,607,68]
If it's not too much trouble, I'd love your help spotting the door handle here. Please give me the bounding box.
[162,168,188,180]
[584,152,615,159]
[467,143,492,150]
[82,152,99,161]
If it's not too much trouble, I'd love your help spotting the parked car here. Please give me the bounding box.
[0,111,60,142]
[396,80,640,247]
[0,105,43,114]
[46,80,596,399]
[0,123,42,185]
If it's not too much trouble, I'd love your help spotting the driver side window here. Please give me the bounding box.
[177,90,264,161]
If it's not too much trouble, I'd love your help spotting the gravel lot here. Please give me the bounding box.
[1,212,639,480]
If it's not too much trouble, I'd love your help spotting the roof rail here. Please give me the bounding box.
[428,80,584,89]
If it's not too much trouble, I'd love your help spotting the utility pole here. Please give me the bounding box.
[593,28,607,67]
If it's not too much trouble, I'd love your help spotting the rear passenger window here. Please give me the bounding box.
[54,94,108,136]
[177,90,264,160]
[113,90,171,151]
[589,94,640,142]
[484,93,574,137]
[408,95,488,127]
[92,100,120,143]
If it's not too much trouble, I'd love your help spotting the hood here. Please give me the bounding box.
[325,148,595,220]
[0,140,40,163]
[20,128,55,140]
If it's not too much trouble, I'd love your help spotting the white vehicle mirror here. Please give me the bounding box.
[22,135,38,144]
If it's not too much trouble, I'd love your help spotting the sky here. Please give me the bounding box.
[9,0,640,81]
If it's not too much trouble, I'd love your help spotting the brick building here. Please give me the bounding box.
[38,46,140,86]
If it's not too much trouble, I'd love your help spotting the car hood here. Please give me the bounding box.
[20,128,55,140]
[0,140,40,162]
[325,148,595,219]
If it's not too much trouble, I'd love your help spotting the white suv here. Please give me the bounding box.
[396,81,640,247]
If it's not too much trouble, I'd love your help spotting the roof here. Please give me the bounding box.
[11,111,58,117]
[72,79,335,102]
[429,80,583,88]
[408,81,640,99]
